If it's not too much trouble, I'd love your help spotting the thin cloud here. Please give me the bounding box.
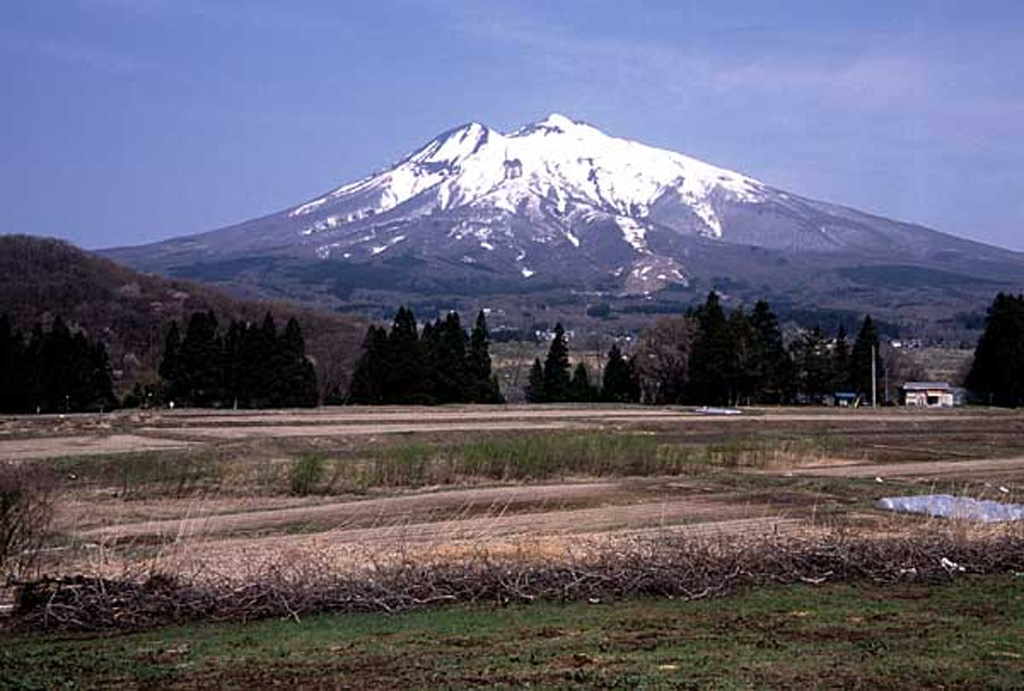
[0,31,141,72]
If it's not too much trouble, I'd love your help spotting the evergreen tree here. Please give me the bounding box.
[274,317,319,407]
[749,300,793,404]
[726,307,756,405]
[601,344,634,403]
[432,312,470,403]
[967,293,1024,406]
[0,316,21,412]
[688,292,734,405]
[221,320,246,408]
[349,326,389,404]
[831,324,850,393]
[158,321,182,400]
[84,340,116,412]
[1,315,115,413]
[525,358,546,403]
[178,311,224,407]
[385,307,426,403]
[850,315,883,401]
[24,324,45,412]
[468,310,502,403]
[41,317,74,412]
[569,362,597,402]
[542,323,572,402]
[791,327,833,403]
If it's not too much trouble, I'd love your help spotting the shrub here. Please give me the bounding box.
[0,464,57,579]
[290,455,326,496]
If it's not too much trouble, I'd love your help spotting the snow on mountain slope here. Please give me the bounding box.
[104,113,1024,310]
[289,113,766,253]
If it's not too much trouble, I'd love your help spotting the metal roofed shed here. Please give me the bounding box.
[901,382,955,408]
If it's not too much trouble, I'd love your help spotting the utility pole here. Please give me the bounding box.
[871,344,877,409]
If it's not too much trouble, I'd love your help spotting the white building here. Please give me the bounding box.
[901,382,955,408]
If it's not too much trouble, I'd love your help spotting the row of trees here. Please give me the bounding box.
[526,294,888,407]
[0,315,116,413]
[157,312,319,408]
[524,325,636,403]
[967,292,1024,407]
[348,308,503,404]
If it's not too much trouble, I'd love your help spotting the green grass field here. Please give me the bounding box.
[3,576,1022,689]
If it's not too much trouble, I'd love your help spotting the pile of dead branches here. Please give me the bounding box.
[9,526,1024,632]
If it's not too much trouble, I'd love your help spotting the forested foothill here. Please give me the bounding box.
[0,235,363,403]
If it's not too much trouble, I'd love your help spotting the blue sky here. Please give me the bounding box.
[2,0,1023,250]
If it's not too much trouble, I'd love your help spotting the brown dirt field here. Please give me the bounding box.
[11,405,1024,581]
[4,405,1017,461]
[0,434,196,460]
[79,481,639,542]
[786,455,1024,480]
[68,489,812,579]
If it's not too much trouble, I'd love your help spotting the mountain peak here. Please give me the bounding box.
[537,113,579,130]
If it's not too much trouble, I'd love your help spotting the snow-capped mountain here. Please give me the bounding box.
[105,114,1024,318]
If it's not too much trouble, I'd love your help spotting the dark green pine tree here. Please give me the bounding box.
[221,320,246,408]
[252,313,280,407]
[569,362,597,402]
[178,311,224,407]
[542,323,572,402]
[966,293,1024,407]
[430,312,470,404]
[850,315,883,402]
[601,344,634,403]
[525,358,546,403]
[25,324,46,412]
[749,300,793,404]
[0,316,19,413]
[419,319,441,401]
[726,306,756,406]
[791,327,833,403]
[468,310,502,403]
[275,317,319,407]
[159,321,184,403]
[41,316,75,412]
[84,340,116,412]
[385,307,426,404]
[349,325,389,404]
[831,324,851,393]
[688,292,734,405]
[0,316,31,413]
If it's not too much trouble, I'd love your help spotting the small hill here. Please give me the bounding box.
[0,235,364,398]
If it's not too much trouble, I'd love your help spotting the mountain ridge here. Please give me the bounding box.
[103,114,1024,327]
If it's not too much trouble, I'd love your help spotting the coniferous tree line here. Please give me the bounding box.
[157,311,319,408]
[525,293,886,406]
[348,308,504,404]
[966,292,1024,407]
[525,324,638,403]
[0,314,116,413]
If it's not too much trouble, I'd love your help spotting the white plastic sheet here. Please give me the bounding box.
[875,494,1024,522]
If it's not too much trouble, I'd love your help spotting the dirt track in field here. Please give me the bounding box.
[74,479,812,576]
[785,455,1024,480]
[13,405,1024,577]
[79,479,803,546]
[3,405,1014,461]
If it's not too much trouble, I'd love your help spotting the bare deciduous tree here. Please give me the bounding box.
[632,316,697,404]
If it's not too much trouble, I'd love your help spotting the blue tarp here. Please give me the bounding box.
[875,494,1024,522]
